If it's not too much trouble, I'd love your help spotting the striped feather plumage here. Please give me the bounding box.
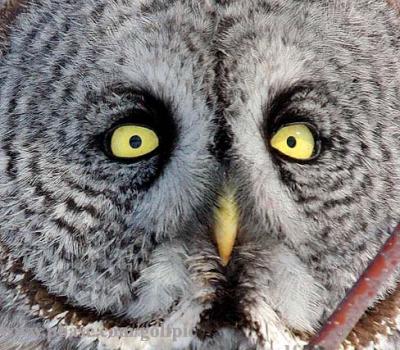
[2,0,400,349]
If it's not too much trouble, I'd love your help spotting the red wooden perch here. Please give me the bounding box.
[307,224,400,350]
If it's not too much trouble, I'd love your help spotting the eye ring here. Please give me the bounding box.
[269,122,322,163]
[93,89,177,170]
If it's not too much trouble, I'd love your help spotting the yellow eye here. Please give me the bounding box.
[270,123,316,160]
[110,125,159,159]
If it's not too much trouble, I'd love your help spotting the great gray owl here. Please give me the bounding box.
[2,0,400,349]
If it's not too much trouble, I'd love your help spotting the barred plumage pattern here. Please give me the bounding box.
[2,0,400,349]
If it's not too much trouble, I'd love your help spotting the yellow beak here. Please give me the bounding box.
[214,188,239,266]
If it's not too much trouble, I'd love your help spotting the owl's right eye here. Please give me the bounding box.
[109,124,160,160]
[97,89,177,165]
[102,123,161,162]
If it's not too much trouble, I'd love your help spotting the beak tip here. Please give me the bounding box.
[220,255,230,267]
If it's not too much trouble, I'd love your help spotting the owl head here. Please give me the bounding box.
[1,0,400,349]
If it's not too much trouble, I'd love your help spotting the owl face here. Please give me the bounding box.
[1,0,400,349]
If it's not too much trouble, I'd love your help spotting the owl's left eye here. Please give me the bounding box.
[270,123,319,161]
[106,124,160,161]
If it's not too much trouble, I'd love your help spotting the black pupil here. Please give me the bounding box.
[130,135,142,149]
[287,136,297,148]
